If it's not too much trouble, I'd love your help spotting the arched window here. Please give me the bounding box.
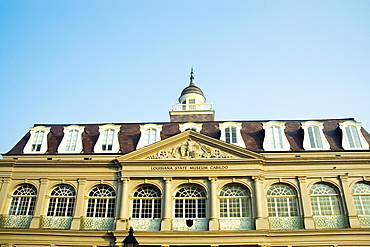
[86,185,115,218]
[132,186,161,219]
[310,183,347,229]
[102,129,115,151]
[353,182,370,228]
[9,184,37,216]
[267,184,301,230]
[220,185,250,218]
[175,186,206,219]
[47,185,76,217]
[225,127,237,144]
[145,128,158,146]
[32,130,45,152]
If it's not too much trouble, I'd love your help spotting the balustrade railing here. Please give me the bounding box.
[219,218,252,230]
[268,216,302,230]
[80,217,114,231]
[313,215,348,229]
[130,218,161,231]
[0,215,32,229]
[40,216,72,229]
[171,103,213,111]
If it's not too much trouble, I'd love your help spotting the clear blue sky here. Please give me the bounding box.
[1,1,370,156]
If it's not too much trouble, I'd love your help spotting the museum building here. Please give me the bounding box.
[1,70,370,247]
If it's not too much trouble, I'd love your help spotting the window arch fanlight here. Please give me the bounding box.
[94,124,121,153]
[310,183,347,229]
[57,125,85,153]
[8,184,37,216]
[220,185,251,218]
[47,185,76,217]
[132,185,162,219]
[23,126,51,154]
[219,122,245,148]
[136,124,163,149]
[339,120,369,150]
[179,122,202,133]
[262,121,290,151]
[86,185,116,218]
[266,183,302,230]
[174,185,206,219]
[352,182,370,228]
[301,121,330,150]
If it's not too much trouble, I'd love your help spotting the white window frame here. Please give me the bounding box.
[179,122,202,132]
[219,122,245,148]
[132,186,162,219]
[136,124,162,149]
[94,124,121,153]
[47,185,76,217]
[219,185,251,218]
[339,120,369,150]
[174,186,207,219]
[23,126,51,154]
[262,121,290,151]
[301,121,330,150]
[58,125,85,153]
[8,184,37,216]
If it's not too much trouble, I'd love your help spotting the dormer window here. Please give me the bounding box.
[262,121,290,151]
[302,121,330,150]
[219,122,245,148]
[94,124,121,153]
[136,124,162,149]
[23,126,51,154]
[179,122,202,132]
[339,120,369,150]
[58,125,85,153]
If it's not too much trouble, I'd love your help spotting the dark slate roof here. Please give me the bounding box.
[5,118,370,155]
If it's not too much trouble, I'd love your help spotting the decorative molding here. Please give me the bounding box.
[146,138,233,160]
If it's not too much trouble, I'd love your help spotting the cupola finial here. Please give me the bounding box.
[190,67,194,85]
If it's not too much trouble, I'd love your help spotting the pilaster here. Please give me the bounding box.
[208,177,219,231]
[253,175,269,230]
[30,178,49,228]
[340,174,361,228]
[116,177,130,230]
[0,177,12,214]
[161,177,172,231]
[71,178,87,230]
[298,176,315,229]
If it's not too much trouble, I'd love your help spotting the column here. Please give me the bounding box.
[161,177,172,231]
[340,174,361,228]
[208,177,219,231]
[30,178,49,228]
[116,177,130,230]
[253,175,269,230]
[0,177,12,214]
[70,178,87,230]
[297,176,315,229]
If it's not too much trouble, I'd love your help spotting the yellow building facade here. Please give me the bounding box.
[1,72,370,246]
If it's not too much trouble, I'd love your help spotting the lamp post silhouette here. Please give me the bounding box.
[123,227,139,247]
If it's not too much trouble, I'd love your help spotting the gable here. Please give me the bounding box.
[117,130,263,161]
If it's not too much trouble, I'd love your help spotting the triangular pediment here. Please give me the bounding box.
[118,130,263,161]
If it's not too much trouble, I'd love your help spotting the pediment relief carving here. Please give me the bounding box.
[146,138,235,160]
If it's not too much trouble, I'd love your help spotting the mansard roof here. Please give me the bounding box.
[4,117,370,156]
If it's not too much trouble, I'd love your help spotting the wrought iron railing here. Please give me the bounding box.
[358,215,370,228]
[80,217,114,231]
[0,215,32,229]
[268,216,302,230]
[172,219,208,231]
[171,103,213,111]
[219,218,252,230]
[313,215,348,229]
[40,216,72,229]
[130,218,161,231]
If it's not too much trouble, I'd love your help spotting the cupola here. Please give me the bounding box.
[170,68,214,122]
